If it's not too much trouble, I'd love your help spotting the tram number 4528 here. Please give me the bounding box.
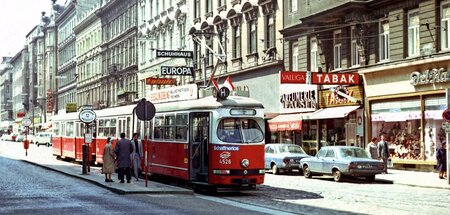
[219,159,231,165]
[219,151,232,164]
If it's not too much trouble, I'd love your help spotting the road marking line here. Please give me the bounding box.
[197,195,297,215]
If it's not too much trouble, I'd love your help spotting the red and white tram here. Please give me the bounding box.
[51,95,266,189]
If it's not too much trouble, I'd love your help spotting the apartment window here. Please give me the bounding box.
[218,31,226,58]
[379,20,390,61]
[408,10,420,57]
[266,14,275,49]
[156,0,159,14]
[140,5,146,22]
[206,37,213,67]
[169,29,173,50]
[194,0,201,19]
[206,0,213,13]
[290,0,297,13]
[194,42,201,69]
[248,20,257,54]
[149,0,153,18]
[218,0,225,7]
[441,2,450,50]
[333,30,342,70]
[351,26,360,66]
[179,20,186,48]
[233,25,241,58]
[292,42,298,71]
[310,39,318,72]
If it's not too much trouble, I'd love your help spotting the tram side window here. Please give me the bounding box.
[176,114,188,142]
[66,122,74,137]
[54,122,60,136]
[98,119,105,137]
[110,119,117,137]
[154,116,164,140]
[164,115,176,140]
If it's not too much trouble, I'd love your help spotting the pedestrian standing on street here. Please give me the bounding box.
[114,132,133,183]
[436,142,447,179]
[102,137,115,182]
[131,132,143,181]
[366,137,379,159]
[378,134,390,174]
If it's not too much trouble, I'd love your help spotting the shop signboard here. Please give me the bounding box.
[145,77,177,85]
[156,50,193,58]
[147,84,198,104]
[279,84,318,113]
[318,86,363,108]
[161,66,194,76]
[280,71,360,85]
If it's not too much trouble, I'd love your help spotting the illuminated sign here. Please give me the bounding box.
[145,78,177,85]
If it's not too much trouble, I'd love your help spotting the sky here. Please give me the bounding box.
[0,0,54,58]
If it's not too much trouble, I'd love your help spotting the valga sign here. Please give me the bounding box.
[281,71,360,85]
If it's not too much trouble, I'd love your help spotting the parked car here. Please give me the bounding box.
[15,134,34,143]
[265,143,312,174]
[10,132,19,141]
[34,132,52,147]
[301,146,384,182]
[0,134,13,141]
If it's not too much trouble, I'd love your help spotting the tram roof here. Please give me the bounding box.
[155,96,264,113]
[51,96,264,121]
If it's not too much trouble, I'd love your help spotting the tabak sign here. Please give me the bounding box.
[281,71,360,85]
[145,77,177,85]
[319,86,363,108]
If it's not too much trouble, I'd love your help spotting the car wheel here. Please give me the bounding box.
[333,170,343,182]
[365,175,376,182]
[271,164,279,175]
[303,166,312,178]
[46,143,50,147]
[36,142,39,147]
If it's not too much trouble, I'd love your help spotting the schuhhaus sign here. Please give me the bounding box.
[156,50,193,58]
[281,71,360,85]
[410,68,449,86]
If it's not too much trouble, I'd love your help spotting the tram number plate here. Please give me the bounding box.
[219,159,231,165]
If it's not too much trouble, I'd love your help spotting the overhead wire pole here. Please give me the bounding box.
[191,32,226,88]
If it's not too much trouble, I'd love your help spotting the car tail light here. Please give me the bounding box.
[348,163,358,169]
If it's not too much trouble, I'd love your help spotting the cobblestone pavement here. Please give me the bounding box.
[216,173,450,215]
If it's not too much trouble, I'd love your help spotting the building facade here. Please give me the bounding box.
[0,57,13,133]
[10,48,28,133]
[97,0,139,108]
[55,0,78,114]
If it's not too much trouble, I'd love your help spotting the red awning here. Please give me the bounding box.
[268,113,311,132]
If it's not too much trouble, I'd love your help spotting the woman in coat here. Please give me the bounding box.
[436,142,447,179]
[102,137,116,182]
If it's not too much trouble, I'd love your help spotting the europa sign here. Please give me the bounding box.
[161,66,194,76]
[156,50,193,58]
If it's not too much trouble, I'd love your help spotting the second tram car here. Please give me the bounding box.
[51,95,266,189]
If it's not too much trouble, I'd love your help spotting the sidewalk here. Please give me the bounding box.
[376,169,450,190]
[0,141,193,195]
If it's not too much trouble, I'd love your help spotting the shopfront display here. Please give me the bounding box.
[370,96,445,161]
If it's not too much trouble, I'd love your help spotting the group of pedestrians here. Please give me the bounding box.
[367,133,447,178]
[102,132,143,183]
[366,134,390,174]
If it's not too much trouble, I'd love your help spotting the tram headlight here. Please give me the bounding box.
[241,159,250,168]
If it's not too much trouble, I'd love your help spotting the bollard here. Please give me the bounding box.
[82,144,89,174]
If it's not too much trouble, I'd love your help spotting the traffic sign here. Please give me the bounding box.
[79,109,96,123]
[443,109,450,121]
[22,118,32,127]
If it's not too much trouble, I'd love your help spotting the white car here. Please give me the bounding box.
[34,132,52,147]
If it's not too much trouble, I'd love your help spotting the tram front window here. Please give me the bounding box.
[217,118,264,144]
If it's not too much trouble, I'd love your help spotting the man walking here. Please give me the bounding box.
[378,134,390,174]
[115,133,133,183]
[131,133,143,181]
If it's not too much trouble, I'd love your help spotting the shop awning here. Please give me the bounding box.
[309,105,360,120]
[268,112,313,132]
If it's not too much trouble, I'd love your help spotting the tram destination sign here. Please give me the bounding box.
[161,66,194,76]
[156,50,193,58]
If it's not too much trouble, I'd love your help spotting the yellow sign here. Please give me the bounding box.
[66,103,77,113]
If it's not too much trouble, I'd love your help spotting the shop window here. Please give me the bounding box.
[371,98,421,160]
[424,96,446,160]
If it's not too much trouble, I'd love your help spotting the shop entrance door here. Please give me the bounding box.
[345,123,357,147]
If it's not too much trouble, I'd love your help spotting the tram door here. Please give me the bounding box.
[189,112,210,182]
